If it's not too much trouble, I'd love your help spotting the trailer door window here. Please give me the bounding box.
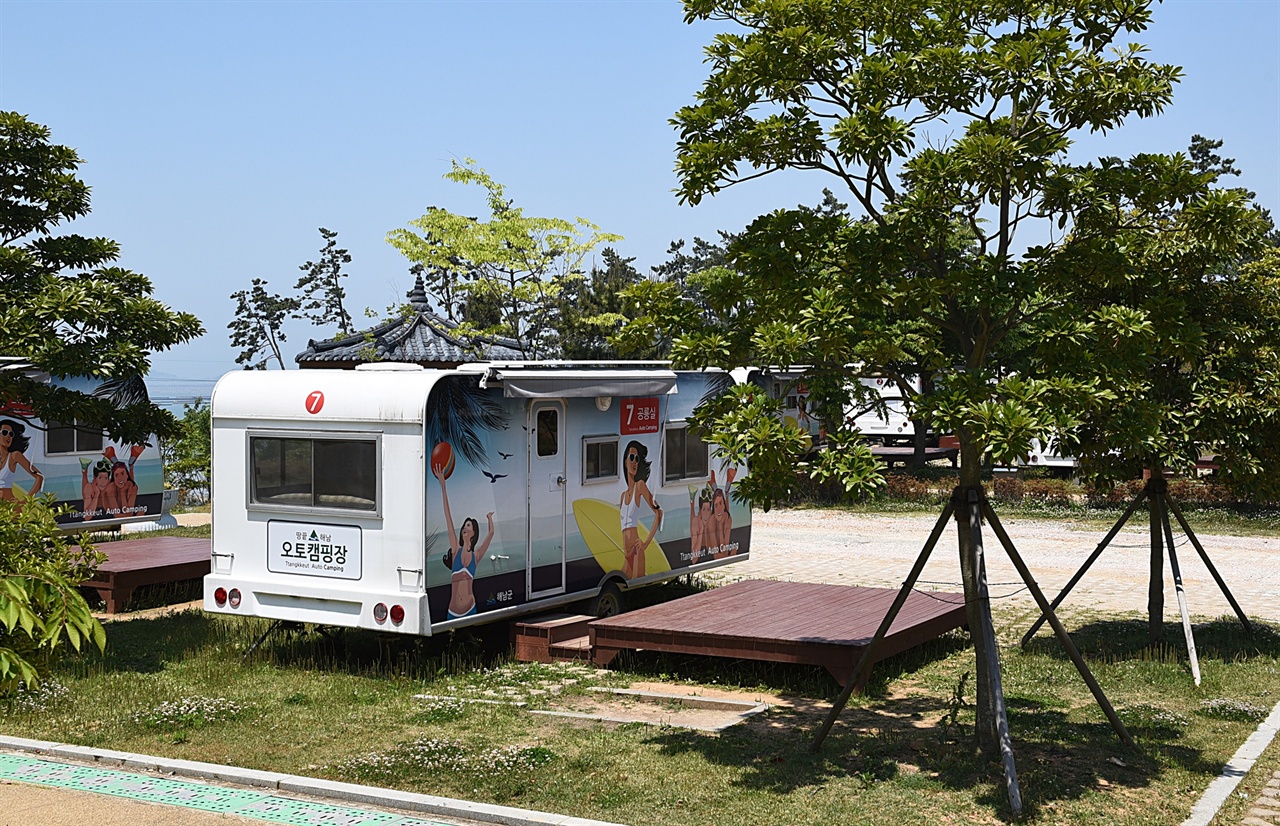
[663,423,710,483]
[536,409,559,457]
[45,419,105,454]
[251,436,377,511]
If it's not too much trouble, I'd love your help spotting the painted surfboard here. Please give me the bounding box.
[571,497,671,577]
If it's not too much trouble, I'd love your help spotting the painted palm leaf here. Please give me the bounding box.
[91,375,151,407]
[425,376,508,470]
[697,371,736,409]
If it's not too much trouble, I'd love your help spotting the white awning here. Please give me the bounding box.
[483,368,679,399]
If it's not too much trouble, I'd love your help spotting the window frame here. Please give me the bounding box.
[662,421,711,484]
[246,429,383,517]
[44,418,106,455]
[581,434,620,486]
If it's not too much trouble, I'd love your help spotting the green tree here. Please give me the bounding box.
[557,248,647,360]
[1035,146,1276,642]
[228,278,299,369]
[615,233,743,360]
[0,112,203,442]
[387,159,622,358]
[633,0,1264,767]
[0,500,105,692]
[0,112,197,689]
[294,227,354,336]
[161,399,211,506]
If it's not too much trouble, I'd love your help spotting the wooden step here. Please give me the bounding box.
[513,613,595,663]
[548,635,593,662]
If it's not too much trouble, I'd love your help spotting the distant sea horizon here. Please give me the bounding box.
[145,377,221,413]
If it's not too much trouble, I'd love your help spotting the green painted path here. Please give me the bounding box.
[0,753,453,826]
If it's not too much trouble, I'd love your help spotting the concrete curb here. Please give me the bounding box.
[0,735,625,826]
[1182,699,1280,826]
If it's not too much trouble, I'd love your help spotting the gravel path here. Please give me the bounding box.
[725,508,1280,624]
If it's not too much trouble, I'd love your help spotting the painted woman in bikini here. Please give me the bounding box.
[434,464,496,620]
[0,419,43,509]
[620,440,662,579]
[102,444,145,514]
[711,466,737,559]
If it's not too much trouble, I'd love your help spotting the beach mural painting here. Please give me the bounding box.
[421,372,749,626]
[0,373,166,525]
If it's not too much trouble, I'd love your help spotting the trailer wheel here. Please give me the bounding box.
[589,582,624,618]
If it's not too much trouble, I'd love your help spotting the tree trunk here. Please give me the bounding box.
[909,371,935,469]
[911,420,929,468]
[955,436,1001,757]
[1148,473,1166,644]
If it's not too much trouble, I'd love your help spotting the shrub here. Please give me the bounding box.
[0,499,106,693]
[880,472,936,503]
[1021,478,1081,506]
[992,477,1023,502]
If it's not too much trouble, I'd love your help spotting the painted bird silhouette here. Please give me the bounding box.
[498,451,513,460]
[482,471,508,484]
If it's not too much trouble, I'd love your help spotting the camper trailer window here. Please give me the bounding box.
[250,436,377,512]
[663,423,710,483]
[46,418,105,454]
[582,436,619,483]
[536,409,559,458]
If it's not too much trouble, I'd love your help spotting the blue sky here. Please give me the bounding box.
[2,0,1277,386]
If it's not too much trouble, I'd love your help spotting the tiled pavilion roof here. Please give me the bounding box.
[296,276,522,368]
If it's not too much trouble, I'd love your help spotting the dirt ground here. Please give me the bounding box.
[730,507,1280,625]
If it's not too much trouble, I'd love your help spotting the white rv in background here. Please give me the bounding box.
[203,363,751,634]
[0,359,176,530]
[742,368,926,447]
[848,376,919,445]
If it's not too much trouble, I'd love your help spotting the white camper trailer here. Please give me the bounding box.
[203,363,750,634]
[0,359,176,530]
[849,376,919,445]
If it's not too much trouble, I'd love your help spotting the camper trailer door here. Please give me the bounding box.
[528,400,567,598]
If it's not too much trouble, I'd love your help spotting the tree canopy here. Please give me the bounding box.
[228,277,298,370]
[624,0,1275,761]
[0,112,203,441]
[642,0,1271,496]
[294,227,354,337]
[556,248,648,360]
[387,159,622,359]
[0,111,198,690]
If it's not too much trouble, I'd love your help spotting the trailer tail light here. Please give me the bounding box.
[389,604,405,625]
[214,587,228,607]
[228,588,242,609]
[373,603,388,623]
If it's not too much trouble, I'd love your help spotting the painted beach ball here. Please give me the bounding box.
[431,441,455,479]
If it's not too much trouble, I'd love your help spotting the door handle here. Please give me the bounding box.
[556,475,566,486]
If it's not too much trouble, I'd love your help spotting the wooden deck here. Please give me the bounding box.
[871,445,959,467]
[80,536,211,613]
[590,580,967,686]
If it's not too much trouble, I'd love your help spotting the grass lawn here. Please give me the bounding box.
[6,519,1280,824]
[4,576,1280,825]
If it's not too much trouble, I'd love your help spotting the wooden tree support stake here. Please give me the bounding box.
[810,498,956,753]
[1161,500,1201,684]
[1022,475,1253,683]
[1165,494,1254,636]
[968,489,1022,818]
[982,500,1135,749]
[1021,486,1148,647]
